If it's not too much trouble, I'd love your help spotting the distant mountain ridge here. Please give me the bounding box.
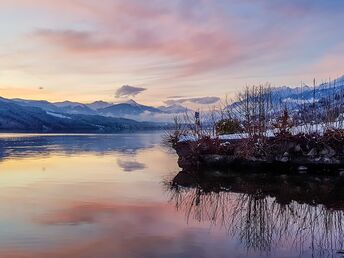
[5,98,189,122]
[54,101,97,115]
[158,104,188,114]
[273,75,344,103]
[229,75,344,113]
[11,98,61,112]
[87,101,113,110]
[0,97,163,133]
[98,99,163,117]
[3,75,343,129]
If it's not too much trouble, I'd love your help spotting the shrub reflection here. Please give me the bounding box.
[167,170,344,256]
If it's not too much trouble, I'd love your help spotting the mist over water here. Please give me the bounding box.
[0,133,342,258]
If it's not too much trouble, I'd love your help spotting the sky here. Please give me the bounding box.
[0,0,343,106]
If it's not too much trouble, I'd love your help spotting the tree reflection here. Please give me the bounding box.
[167,170,344,256]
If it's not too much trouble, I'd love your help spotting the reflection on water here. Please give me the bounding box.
[169,170,344,257]
[0,133,343,257]
[0,133,162,158]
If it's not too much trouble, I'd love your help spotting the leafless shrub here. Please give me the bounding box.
[168,79,344,156]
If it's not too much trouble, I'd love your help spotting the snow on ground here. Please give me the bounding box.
[178,121,344,142]
[290,121,344,135]
[218,133,249,140]
[46,112,71,119]
[178,135,199,142]
[282,97,319,104]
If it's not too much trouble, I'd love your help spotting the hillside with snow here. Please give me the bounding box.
[0,97,163,133]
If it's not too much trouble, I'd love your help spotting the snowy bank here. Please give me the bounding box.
[173,124,344,173]
[178,121,344,143]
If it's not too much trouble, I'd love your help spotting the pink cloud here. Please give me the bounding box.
[26,1,252,77]
[2,0,342,89]
[23,0,318,79]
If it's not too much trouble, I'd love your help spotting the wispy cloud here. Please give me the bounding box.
[0,0,343,103]
[24,0,339,85]
[115,85,146,98]
[167,96,186,99]
[165,96,220,105]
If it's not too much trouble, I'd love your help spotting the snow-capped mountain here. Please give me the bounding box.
[9,97,187,122]
[11,98,61,112]
[229,75,344,113]
[54,101,85,108]
[158,104,188,114]
[98,99,163,117]
[273,75,344,104]
[3,75,343,127]
[54,101,97,115]
[87,101,113,110]
[0,97,159,132]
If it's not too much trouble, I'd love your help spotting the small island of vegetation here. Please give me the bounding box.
[168,79,344,174]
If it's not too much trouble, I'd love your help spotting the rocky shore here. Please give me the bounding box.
[173,133,344,174]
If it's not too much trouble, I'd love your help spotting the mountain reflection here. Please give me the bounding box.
[167,170,344,256]
[0,133,162,159]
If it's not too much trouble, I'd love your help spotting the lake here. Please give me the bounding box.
[0,132,342,258]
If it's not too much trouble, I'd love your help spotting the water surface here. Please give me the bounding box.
[0,133,342,258]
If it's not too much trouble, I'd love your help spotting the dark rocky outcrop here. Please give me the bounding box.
[174,134,344,174]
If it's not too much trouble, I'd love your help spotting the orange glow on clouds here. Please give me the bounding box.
[0,0,343,104]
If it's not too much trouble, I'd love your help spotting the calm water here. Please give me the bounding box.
[0,132,342,258]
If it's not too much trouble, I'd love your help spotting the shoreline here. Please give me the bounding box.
[173,133,344,174]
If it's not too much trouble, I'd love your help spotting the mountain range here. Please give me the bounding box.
[2,97,187,121]
[229,75,344,114]
[272,75,344,104]
[9,98,186,118]
[0,97,173,133]
[0,96,189,133]
[1,74,343,132]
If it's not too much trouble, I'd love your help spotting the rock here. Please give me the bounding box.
[201,154,234,167]
[327,147,336,157]
[320,146,336,157]
[298,166,308,173]
[331,158,340,164]
[307,148,317,157]
[320,148,328,155]
[174,138,344,172]
[294,144,301,152]
[314,177,321,182]
[279,152,289,162]
[280,156,288,162]
[323,157,331,163]
[320,148,327,155]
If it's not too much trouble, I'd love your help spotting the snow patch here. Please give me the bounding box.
[46,112,71,119]
[178,135,199,142]
[178,121,344,142]
[282,97,319,104]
